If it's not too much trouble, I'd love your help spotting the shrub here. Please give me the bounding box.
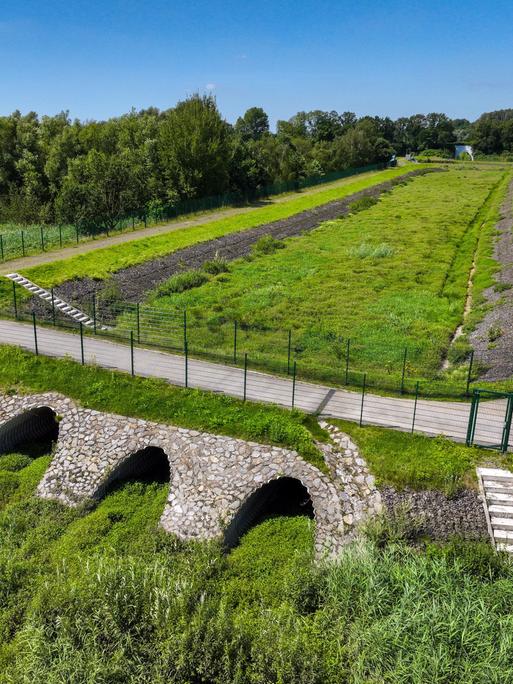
[0,453,32,471]
[348,195,378,213]
[488,325,503,342]
[155,270,209,297]
[202,253,229,274]
[251,235,285,256]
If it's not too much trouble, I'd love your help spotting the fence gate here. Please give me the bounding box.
[466,389,513,452]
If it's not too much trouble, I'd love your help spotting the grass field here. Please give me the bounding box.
[2,447,513,682]
[7,165,423,290]
[140,166,509,392]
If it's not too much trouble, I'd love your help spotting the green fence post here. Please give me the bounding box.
[40,225,45,252]
[184,340,189,388]
[51,288,56,326]
[132,216,135,231]
[233,320,238,363]
[79,322,85,364]
[466,350,474,397]
[243,353,248,401]
[411,381,420,433]
[12,281,17,319]
[400,347,408,394]
[21,230,25,257]
[359,373,367,427]
[130,331,135,377]
[59,225,63,248]
[136,302,140,343]
[92,296,97,334]
[0,234,3,261]
[287,330,292,375]
[345,338,351,384]
[32,313,38,355]
[183,310,187,353]
[76,225,79,244]
[292,360,297,408]
[466,390,479,447]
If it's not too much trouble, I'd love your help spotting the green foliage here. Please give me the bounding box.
[155,270,209,297]
[202,253,229,274]
[348,195,378,212]
[2,452,513,684]
[0,453,32,471]
[331,419,497,493]
[0,345,326,471]
[488,324,503,342]
[251,234,286,256]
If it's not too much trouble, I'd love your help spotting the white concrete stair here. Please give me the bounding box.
[477,467,513,552]
[5,272,107,330]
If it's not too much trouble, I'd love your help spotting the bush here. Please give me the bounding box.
[202,253,229,274]
[488,325,503,342]
[348,195,378,213]
[0,453,32,471]
[251,235,285,256]
[155,270,209,296]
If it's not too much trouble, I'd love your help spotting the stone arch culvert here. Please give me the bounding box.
[0,392,385,557]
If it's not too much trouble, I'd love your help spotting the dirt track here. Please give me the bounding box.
[40,168,437,308]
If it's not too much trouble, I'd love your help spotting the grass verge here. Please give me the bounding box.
[331,418,508,493]
[0,344,327,472]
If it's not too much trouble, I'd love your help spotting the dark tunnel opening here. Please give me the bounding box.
[223,477,314,550]
[97,446,171,498]
[0,407,59,456]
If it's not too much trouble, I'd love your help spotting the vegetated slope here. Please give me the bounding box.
[5,165,423,293]
[2,451,513,682]
[147,167,506,383]
[38,168,435,305]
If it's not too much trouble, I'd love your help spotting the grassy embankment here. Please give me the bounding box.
[0,164,424,299]
[142,166,509,394]
[1,445,513,682]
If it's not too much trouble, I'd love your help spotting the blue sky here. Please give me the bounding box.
[1,0,512,126]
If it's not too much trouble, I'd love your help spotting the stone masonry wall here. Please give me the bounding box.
[0,392,381,556]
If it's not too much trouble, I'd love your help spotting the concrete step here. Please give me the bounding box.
[488,504,513,519]
[478,467,513,482]
[493,529,513,543]
[486,491,513,504]
[496,543,513,553]
[482,481,513,494]
[491,517,513,531]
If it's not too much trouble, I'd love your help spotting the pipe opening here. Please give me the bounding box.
[0,406,59,456]
[223,476,314,550]
[98,446,170,498]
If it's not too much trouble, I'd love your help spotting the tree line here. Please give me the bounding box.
[0,95,510,229]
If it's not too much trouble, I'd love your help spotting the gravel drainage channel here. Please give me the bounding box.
[34,168,440,312]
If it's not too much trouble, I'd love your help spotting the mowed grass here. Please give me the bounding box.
[2,450,513,682]
[9,165,423,290]
[148,167,508,388]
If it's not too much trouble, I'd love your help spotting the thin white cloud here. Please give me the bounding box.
[206,83,216,91]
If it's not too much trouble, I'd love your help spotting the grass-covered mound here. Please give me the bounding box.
[1,451,513,683]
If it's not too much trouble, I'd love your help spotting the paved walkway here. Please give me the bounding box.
[0,320,506,448]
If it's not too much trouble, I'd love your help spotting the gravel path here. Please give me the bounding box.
[469,178,513,380]
[381,486,488,541]
[46,168,436,306]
